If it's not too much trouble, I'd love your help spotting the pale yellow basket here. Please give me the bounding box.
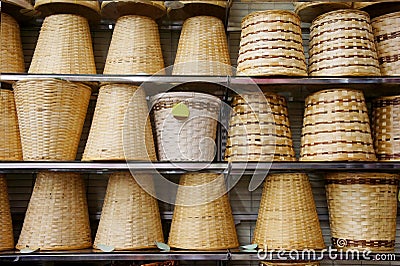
[34,0,100,21]
[1,13,25,74]
[101,1,166,20]
[0,175,14,251]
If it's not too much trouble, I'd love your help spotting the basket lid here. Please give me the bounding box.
[34,0,100,22]
[101,0,166,20]
[167,1,227,22]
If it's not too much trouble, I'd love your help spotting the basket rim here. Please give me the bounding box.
[373,95,400,103]
[101,0,166,20]
[312,8,370,25]
[371,10,400,23]
[305,88,364,101]
[241,9,300,25]
[151,91,222,103]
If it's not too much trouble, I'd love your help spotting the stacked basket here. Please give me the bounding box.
[0,175,14,251]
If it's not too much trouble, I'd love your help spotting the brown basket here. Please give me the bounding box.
[1,13,25,74]
[94,172,164,250]
[167,1,227,22]
[353,2,400,18]
[168,173,239,250]
[101,1,166,20]
[253,173,325,250]
[2,0,34,22]
[28,14,96,75]
[17,171,92,250]
[151,92,221,161]
[300,89,376,161]
[326,172,399,252]
[309,9,381,76]
[225,92,296,162]
[172,16,232,76]
[83,84,156,161]
[260,262,320,266]
[34,0,100,21]
[13,79,91,161]
[0,175,14,251]
[371,11,400,76]
[293,2,352,23]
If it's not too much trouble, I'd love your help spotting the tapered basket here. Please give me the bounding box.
[168,173,239,250]
[293,2,352,23]
[101,1,166,20]
[13,79,91,161]
[237,10,307,76]
[167,1,227,22]
[1,13,25,74]
[34,0,100,21]
[261,262,320,266]
[253,173,325,250]
[309,9,381,76]
[300,89,376,161]
[0,175,14,251]
[326,172,399,252]
[225,92,296,161]
[17,172,92,250]
[94,172,164,250]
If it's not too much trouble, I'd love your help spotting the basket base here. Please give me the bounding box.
[35,3,100,22]
[101,1,166,20]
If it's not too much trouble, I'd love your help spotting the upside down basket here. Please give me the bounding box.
[1,13,25,74]
[0,175,14,251]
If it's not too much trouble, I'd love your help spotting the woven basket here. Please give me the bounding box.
[0,89,22,161]
[309,9,381,76]
[34,0,100,21]
[371,11,400,76]
[326,172,399,252]
[225,92,296,162]
[353,2,400,18]
[260,262,320,266]
[168,173,239,250]
[103,15,165,75]
[237,10,307,76]
[151,92,221,161]
[94,171,163,250]
[293,2,352,23]
[101,1,166,20]
[13,79,91,161]
[253,173,325,250]
[28,14,96,75]
[167,1,227,22]
[172,16,231,76]
[0,175,14,251]
[300,89,376,161]
[83,84,156,161]
[1,13,25,74]
[17,171,92,250]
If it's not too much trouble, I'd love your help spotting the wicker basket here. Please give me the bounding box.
[17,171,92,250]
[34,0,100,21]
[13,79,91,161]
[172,16,231,76]
[309,9,381,76]
[151,92,221,161]
[371,11,400,76]
[225,92,296,162]
[168,173,239,250]
[1,13,25,74]
[253,173,325,250]
[260,262,320,266]
[83,84,156,161]
[353,2,400,18]
[300,89,376,161]
[0,175,14,251]
[167,1,227,22]
[94,172,163,250]
[293,2,352,23]
[101,1,166,20]
[326,172,399,251]
[28,14,96,75]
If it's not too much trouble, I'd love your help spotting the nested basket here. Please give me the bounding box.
[94,172,164,250]
[0,175,14,251]
[13,79,91,161]
[168,173,239,250]
[293,2,352,23]
[151,92,221,161]
[172,16,232,76]
[260,262,320,266]
[253,173,325,250]
[225,92,296,161]
[371,11,400,76]
[34,0,100,21]
[1,13,25,74]
[17,171,92,250]
[237,10,307,76]
[309,9,381,76]
[300,89,376,161]
[101,1,166,20]
[326,172,399,251]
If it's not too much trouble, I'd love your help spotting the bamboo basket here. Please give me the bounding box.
[101,1,166,20]
[83,84,156,161]
[0,175,14,251]
[300,89,376,161]
[172,16,231,76]
[94,172,164,250]
[309,9,381,76]
[261,262,320,266]
[17,172,92,250]
[28,14,96,75]
[253,173,325,250]
[293,2,352,23]
[237,10,307,76]
[353,2,400,18]
[167,1,227,22]
[225,92,296,162]
[371,11,400,76]
[168,173,239,250]
[151,92,221,161]
[1,13,25,74]
[326,172,399,251]
[34,0,100,21]
[13,79,91,161]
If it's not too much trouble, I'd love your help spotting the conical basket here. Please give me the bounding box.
[0,175,14,251]
[101,1,166,20]
[83,84,156,161]
[172,16,231,76]
[1,13,25,74]
[309,9,381,76]
[34,0,100,21]
[237,10,307,76]
[300,89,376,161]
[17,171,92,250]
[293,2,352,23]
[168,173,239,250]
[225,92,296,161]
[253,173,325,250]
[326,172,399,252]
[261,262,320,266]
[13,79,91,161]
[94,171,164,250]
[28,14,96,75]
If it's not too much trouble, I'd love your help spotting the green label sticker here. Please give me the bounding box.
[172,102,189,119]
[155,241,170,252]
[19,248,39,253]
[96,244,115,252]
[398,190,400,202]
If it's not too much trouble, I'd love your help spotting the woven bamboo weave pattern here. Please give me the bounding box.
[101,1,166,20]
[261,262,320,266]
[17,172,92,250]
[253,173,325,250]
[294,2,352,23]
[0,175,14,251]
[34,0,100,21]
[1,13,25,73]
[326,172,399,251]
